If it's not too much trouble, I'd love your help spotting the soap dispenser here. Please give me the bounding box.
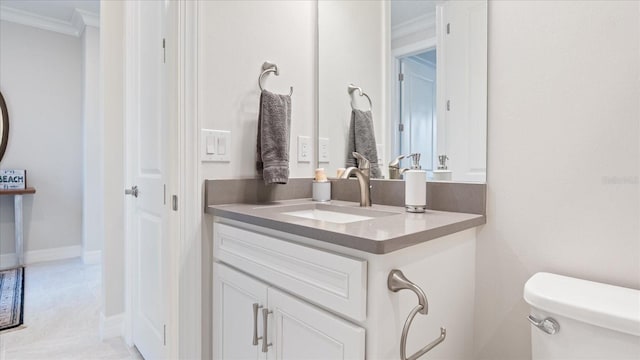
[432,155,452,181]
[404,153,426,213]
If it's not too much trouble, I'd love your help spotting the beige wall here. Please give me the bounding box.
[82,25,102,260]
[100,1,125,318]
[199,0,317,180]
[0,20,83,260]
[475,1,640,359]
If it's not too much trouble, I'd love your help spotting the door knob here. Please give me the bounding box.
[125,185,139,198]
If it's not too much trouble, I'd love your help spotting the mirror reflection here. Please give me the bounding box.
[318,0,487,183]
[0,91,8,163]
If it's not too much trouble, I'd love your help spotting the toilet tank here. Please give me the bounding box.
[524,272,640,360]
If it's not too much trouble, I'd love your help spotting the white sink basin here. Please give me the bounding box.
[282,209,374,224]
[274,203,399,224]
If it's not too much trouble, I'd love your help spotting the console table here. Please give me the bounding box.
[0,187,36,267]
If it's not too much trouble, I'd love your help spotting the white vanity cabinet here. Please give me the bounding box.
[213,222,367,359]
[214,263,366,360]
[213,218,477,360]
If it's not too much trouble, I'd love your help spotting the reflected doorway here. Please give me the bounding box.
[395,49,437,171]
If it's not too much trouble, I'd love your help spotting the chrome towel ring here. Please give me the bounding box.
[388,269,447,360]
[348,83,372,111]
[258,61,293,96]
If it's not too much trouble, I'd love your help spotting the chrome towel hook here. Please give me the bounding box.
[258,61,293,96]
[348,83,372,111]
[388,269,446,360]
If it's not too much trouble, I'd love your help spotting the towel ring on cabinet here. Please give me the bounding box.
[388,269,447,360]
[258,61,293,96]
[347,83,372,111]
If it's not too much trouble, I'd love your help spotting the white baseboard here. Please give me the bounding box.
[100,312,125,340]
[82,250,102,265]
[25,245,81,264]
[0,245,82,267]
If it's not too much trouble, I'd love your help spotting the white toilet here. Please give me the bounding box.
[524,272,640,359]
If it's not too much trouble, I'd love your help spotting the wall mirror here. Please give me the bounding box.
[0,91,8,163]
[317,0,487,183]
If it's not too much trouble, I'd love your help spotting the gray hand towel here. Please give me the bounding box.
[346,109,381,178]
[256,89,292,185]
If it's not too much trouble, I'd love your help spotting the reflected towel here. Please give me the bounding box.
[256,90,292,185]
[346,109,381,178]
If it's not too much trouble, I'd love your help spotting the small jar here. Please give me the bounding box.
[312,181,331,202]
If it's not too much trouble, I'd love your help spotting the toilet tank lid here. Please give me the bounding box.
[524,272,640,336]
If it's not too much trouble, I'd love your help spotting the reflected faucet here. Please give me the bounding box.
[389,154,409,179]
[340,152,372,207]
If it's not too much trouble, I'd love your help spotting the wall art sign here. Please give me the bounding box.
[0,169,26,190]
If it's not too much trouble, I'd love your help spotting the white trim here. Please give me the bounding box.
[0,5,99,37]
[177,1,202,358]
[72,8,100,29]
[99,312,125,340]
[82,250,102,265]
[123,0,138,348]
[0,245,82,268]
[392,37,437,59]
[391,12,436,41]
[25,245,81,264]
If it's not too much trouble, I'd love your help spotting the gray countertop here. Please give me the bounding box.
[207,199,485,254]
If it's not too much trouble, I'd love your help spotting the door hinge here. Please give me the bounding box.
[163,324,166,346]
[398,73,404,82]
[172,195,178,211]
[446,100,451,111]
[446,23,451,34]
[162,38,166,63]
[163,184,166,205]
[399,123,404,132]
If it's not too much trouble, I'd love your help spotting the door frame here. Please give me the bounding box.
[174,0,203,359]
[123,1,181,358]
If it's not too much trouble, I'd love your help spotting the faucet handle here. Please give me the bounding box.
[389,154,408,168]
[352,152,370,169]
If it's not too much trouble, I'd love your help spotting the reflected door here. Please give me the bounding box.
[398,52,436,171]
[437,0,487,181]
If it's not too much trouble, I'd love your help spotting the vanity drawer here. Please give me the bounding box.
[214,222,367,321]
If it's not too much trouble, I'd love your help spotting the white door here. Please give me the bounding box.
[398,54,437,171]
[125,1,170,358]
[214,264,268,360]
[437,0,487,181]
[267,287,365,360]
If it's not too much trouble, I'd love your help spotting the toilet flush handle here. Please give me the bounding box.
[528,314,560,335]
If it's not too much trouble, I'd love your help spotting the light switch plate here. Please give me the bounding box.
[319,138,330,163]
[297,135,311,162]
[201,129,231,162]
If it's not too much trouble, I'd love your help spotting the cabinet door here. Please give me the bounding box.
[266,288,365,360]
[214,263,268,360]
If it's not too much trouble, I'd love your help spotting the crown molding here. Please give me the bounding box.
[0,5,99,37]
[72,8,99,29]
[392,12,436,41]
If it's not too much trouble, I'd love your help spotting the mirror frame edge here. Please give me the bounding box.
[0,91,8,163]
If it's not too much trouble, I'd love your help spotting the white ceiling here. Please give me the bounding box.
[391,0,437,27]
[0,0,99,23]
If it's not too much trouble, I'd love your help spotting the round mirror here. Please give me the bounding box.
[0,91,8,163]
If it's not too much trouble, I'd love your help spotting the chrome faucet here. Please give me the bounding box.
[389,153,421,179]
[389,154,409,179]
[340,152,372,207]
